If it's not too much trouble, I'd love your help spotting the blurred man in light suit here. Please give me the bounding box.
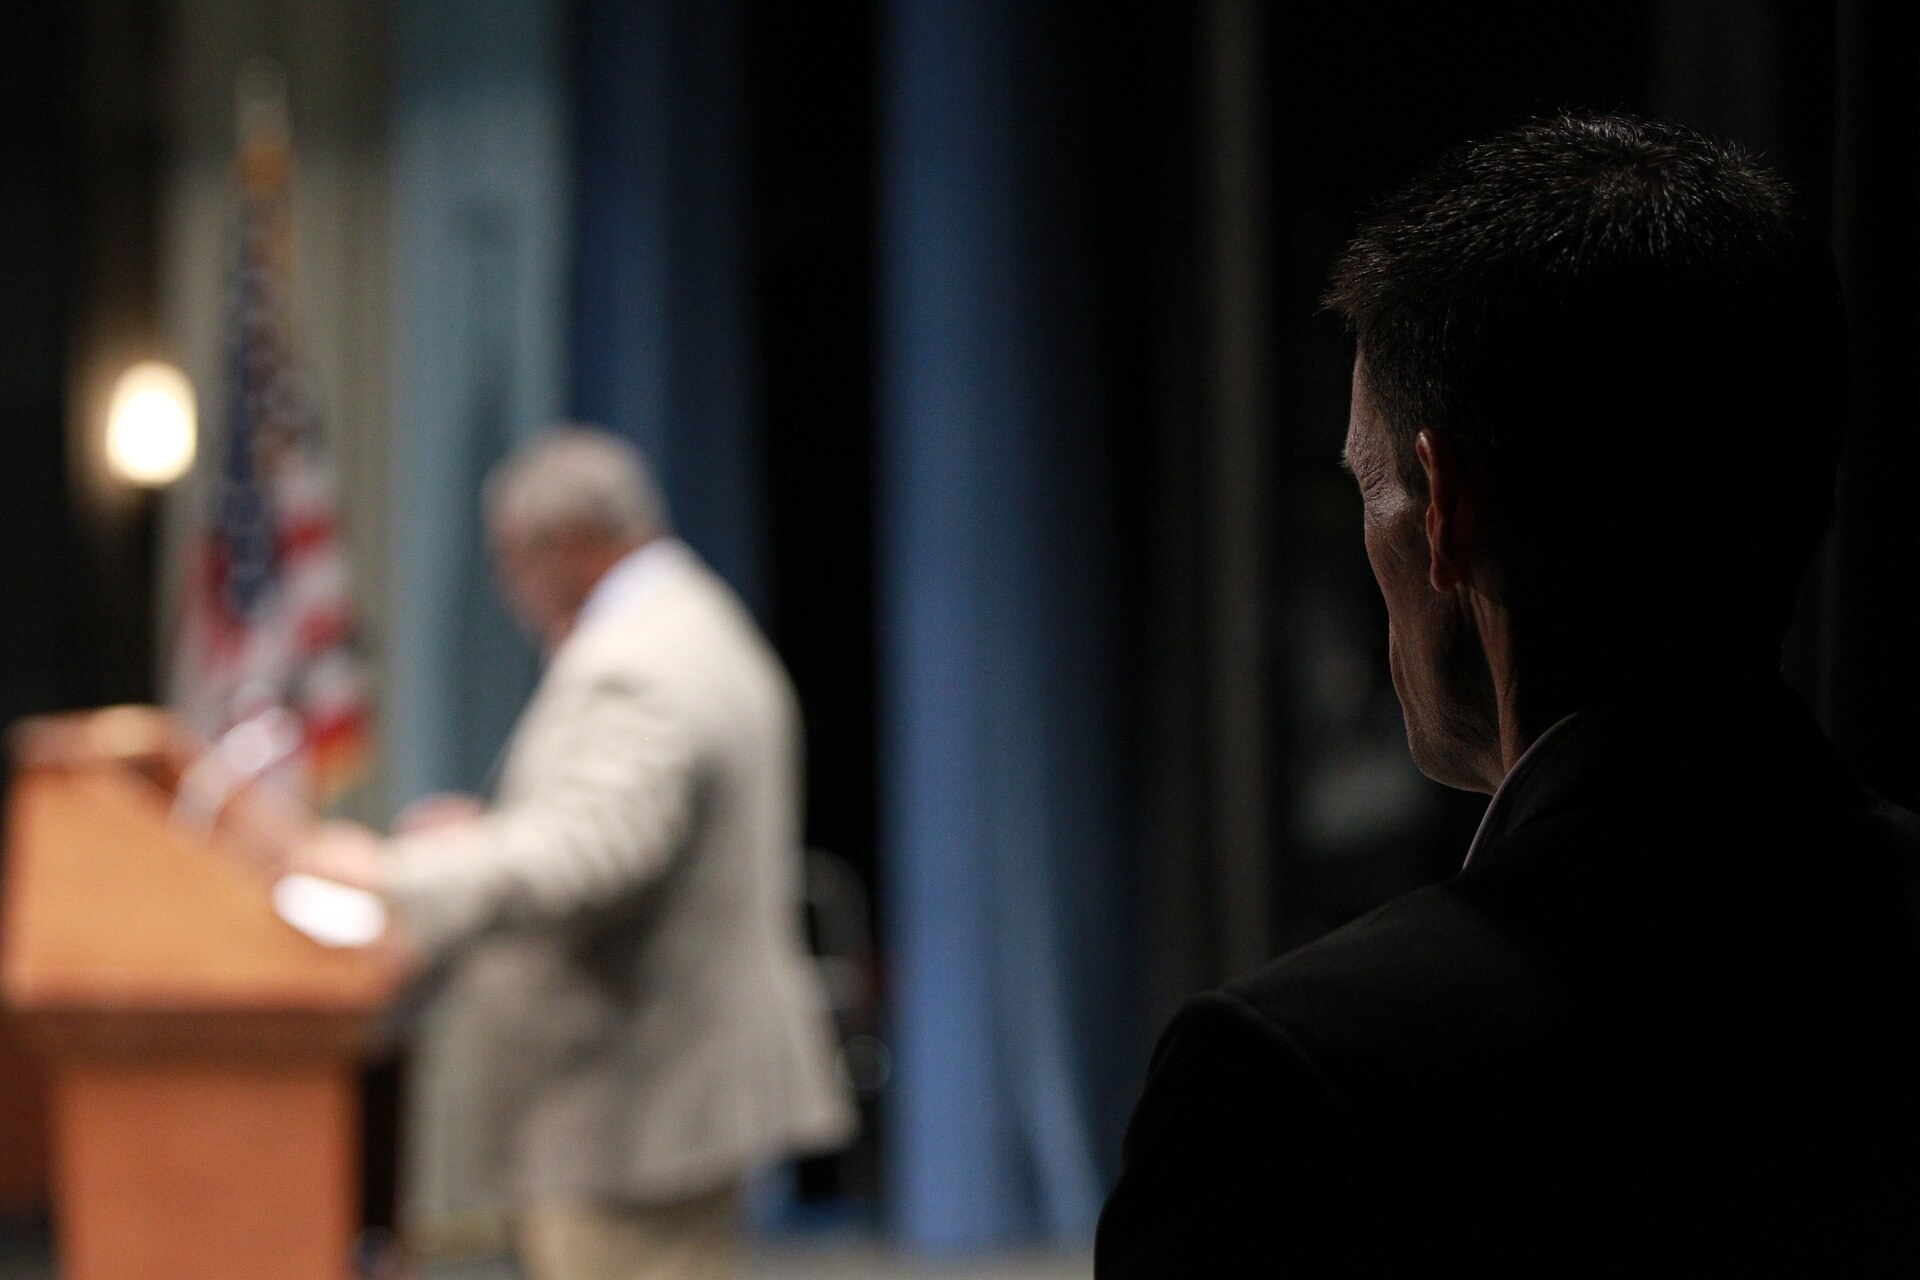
[294,427,855,1280]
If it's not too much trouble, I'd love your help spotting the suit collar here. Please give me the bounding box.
[1461,710,1583,870]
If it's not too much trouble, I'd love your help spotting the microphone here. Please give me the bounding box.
[171,703,306,836]
[171,703,394,952]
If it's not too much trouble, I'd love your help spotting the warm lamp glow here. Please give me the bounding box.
[106,361,197,487]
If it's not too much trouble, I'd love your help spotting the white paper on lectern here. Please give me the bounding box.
[272,873,388,948]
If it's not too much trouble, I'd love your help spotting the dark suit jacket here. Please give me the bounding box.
[1097,682,1920,1274]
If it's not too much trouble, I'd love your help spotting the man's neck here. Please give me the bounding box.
[1466,583,1784,785]
[547,535,654,655]
[1490,650,1782,778]
[1493,669,1581,777]
[581,535,651,594]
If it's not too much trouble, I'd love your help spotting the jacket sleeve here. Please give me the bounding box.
[381,665,698,957]
[1095,990,1350,1278]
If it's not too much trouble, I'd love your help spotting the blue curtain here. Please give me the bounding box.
[879,0,1140,1249]
[570,0,765,614]
[388,0,572,804]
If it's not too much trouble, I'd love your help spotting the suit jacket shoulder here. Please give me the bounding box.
[1094,989,1350,1278]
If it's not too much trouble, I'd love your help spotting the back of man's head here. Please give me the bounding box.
[1326,112,1847,656]
[485,425,671,546]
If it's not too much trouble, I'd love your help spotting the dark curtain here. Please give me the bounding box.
[1801,1,1920,808]
[0,4,78,1222]
[1653,0,1920,804]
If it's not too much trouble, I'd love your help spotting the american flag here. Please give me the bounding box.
[169,83,372,802]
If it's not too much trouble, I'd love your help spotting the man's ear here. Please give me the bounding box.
[1415,429,1477,593]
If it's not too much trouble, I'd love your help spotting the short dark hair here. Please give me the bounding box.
[1325,112,1847,645]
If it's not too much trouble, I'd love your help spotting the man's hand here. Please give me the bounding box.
[395,791,486,835]
[288,820,387,893]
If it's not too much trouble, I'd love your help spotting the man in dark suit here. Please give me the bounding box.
[1097,112,1920,1274]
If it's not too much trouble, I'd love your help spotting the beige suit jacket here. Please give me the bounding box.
[385,555,855,1205]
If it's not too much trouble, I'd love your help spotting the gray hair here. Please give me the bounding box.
[485,425,671,542]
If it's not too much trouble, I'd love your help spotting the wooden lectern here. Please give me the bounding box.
[1,707,406,1280]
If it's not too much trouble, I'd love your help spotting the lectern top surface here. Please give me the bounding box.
[2,761,403,1017]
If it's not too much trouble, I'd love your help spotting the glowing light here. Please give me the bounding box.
[105,361,197,488]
